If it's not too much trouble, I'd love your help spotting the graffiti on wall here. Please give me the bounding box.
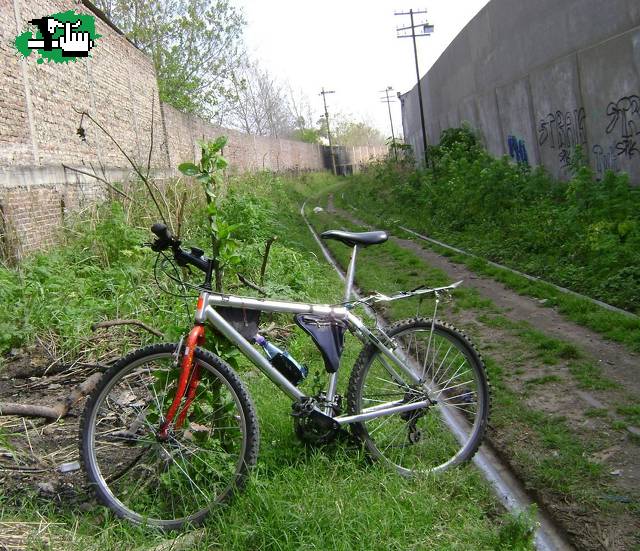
[605,95,640,159]
[591,144,620,178]
[507,135,528,164]
[537,108,587,168]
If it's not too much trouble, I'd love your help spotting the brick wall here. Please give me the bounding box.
[0,0,386,258]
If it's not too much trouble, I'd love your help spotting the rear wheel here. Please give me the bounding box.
[80,343,259,529]
[347,318,489,476]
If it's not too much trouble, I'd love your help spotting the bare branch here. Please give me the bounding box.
[73,107,167,224]
[259,236,277,287]
[237,273,267,296]
[91,319,165,338]
[0,373,102,420]
[145,94,155,181]
[62,164,136,203]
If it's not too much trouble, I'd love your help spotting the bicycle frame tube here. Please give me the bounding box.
[194,292,426,423]
[197,292,349,401]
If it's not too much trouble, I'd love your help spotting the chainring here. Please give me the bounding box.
[293,395,341,446]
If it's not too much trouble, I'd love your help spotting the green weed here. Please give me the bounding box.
[311,200,610,509]
[568,361,619,390]
[525,375,562,385]
[585,408,609,418]
[616,405,640,426]
[335,150,640,352]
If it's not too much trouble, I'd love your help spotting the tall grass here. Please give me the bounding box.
[341,128,640,313]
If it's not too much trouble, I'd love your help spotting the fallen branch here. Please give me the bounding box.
[237,273,268,296]
[92,319,165,338]
[0,373,102,420]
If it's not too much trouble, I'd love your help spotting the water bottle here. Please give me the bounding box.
[254,334,308,385]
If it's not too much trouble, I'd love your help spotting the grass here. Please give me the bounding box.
[307,187,629,520]
[333,183,640,353]
[525,375,562,386]
[0,171,535,550]
[568,361,620,391]
[420,241,640,353]
[314,209,619,392]
[585,408,609,418]
[616,405,640,426]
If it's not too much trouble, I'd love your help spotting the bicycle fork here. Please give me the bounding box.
[158,323,205,440]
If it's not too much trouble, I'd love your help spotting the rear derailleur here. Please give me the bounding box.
[400,389,432,445]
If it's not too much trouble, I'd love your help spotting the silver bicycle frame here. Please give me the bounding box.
[193,245,454,426]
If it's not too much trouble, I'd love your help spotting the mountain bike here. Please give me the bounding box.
[80,223,490,529]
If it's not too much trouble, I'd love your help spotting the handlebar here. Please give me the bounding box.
[149,223,210,273]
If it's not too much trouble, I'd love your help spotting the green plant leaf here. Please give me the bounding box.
[178,162,200,176]
[212,136,228,152]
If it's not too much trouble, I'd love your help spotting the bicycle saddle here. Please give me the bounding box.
[320,229,388,247]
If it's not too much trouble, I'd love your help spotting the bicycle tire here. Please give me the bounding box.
[347,318,490,476]
[80,342,259,529]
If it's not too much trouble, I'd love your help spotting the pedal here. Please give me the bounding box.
[291,398,340,430]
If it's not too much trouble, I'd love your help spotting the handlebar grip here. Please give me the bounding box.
[149,222,210,273]
[150,222,176,252]
[151,222,173,242]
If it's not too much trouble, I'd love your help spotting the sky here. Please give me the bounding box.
[234,0,491,138]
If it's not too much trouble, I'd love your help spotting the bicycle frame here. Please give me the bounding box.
[193,292,433,426]
[172,244,463,428]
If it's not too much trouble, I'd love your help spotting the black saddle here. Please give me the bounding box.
[320,229,388,247]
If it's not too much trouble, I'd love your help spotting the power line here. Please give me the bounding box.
[379,86,398,161]
[319,88,337,175]
[395,8,434,167]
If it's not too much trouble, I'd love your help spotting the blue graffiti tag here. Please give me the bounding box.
[507,135,528,164]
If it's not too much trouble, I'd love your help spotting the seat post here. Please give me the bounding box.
[344,245,358,301]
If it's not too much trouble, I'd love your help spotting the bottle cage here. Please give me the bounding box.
[294,314,347,373]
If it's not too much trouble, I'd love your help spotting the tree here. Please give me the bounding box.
[222,60,298,138]
[291,127,321,144]
[94,0,245,118]
[333,119,385,147]
[288,87,320,143]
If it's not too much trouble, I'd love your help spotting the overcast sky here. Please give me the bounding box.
[234,0,490,137]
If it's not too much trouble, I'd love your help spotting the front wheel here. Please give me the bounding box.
[347,318,490,476]
[80,342,259,530]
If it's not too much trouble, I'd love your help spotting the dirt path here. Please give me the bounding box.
[398,238,640,394]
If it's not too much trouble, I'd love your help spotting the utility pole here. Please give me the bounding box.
[319,87,337,175]
[379,86,398,161]
[395,9,434,167]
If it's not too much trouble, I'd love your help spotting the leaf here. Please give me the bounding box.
[212,136,228,152]
[226,254,242,266]
[216,157,229,169]
[217,226,228,240]
[178,162,200,176]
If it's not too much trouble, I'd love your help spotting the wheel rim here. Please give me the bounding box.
[357,325,487,475]
[85,351,248,526]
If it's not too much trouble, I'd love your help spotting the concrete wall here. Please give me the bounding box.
[400,0,640,182]
[0,0,385,258]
